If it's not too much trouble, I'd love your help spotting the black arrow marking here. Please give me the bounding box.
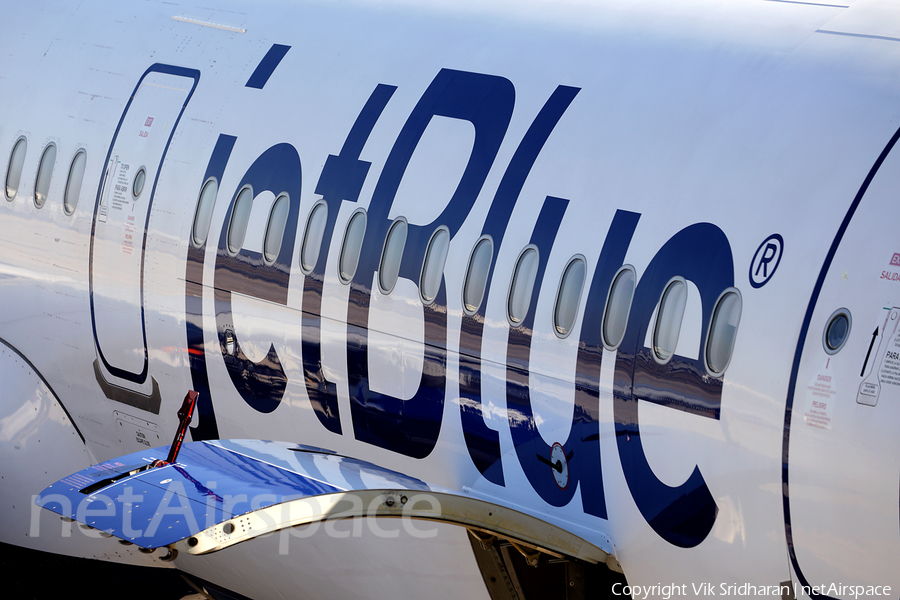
[536,449,575,474]
[536,453,563,473]
[861,327,879,377]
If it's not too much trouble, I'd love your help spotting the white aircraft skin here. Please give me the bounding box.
[0,0,898,598]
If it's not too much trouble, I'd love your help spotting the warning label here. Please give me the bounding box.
[880,254,900,282]
[96,156,139,255]
[858,308,900,406]
[122,215,136,255]
[804,361,836,430]
[878,337,900,387]
[109,161,131,212]
[97,156,132,224]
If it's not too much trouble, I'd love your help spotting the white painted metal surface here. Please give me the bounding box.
[0,0,897,598]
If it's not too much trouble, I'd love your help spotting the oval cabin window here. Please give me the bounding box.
[300,202,327,273]
[339,210,367,283]
[508,247,539,325]
[420,227,449,304]
[602,266,636,349]
[378,218,407,294]
[64,150,87,215]
[263,194,290,263]
[191,178,218,247]
[706,289,742,374]
[227,186,253,255]
[554,257,586,337]
[34,143,57,208]
[6,137,27,201]
[464,237,493,314]
[653,278,687,363]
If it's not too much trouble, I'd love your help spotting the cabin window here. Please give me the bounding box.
[33,143,57,208]
[263,194,290,263]
[191,178,218,247]
[227,186,253,255]
[653,277,687,363]
[420,227,449,304]
[132,166,146,199]
[508,246,539,325]
[64,149,86,215]
[463,236,493,314]
[705,288,742,374]
[300,201,327,273]
[823,308,851,356]
[602,266,636,349]
[554,256,586,337]
[378,218,408,294]
[6,137,27,201]
[339,209,367,283]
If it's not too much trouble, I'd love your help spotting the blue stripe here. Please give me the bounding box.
[186,134,237,441]
[246,44,291,89]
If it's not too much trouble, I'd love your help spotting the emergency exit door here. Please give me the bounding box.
[89,64,199,413]
[785,136,900,598]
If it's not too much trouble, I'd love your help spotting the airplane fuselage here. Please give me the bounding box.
[1,1,899,598]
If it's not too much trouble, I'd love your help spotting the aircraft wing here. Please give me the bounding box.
[36,439,614,567]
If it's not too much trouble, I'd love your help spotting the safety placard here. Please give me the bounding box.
[804,359,836,429]
[857,307,900,406]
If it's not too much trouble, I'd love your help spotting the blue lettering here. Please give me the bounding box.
[613,223,734,547]
[303,84,397,434]
[213,143,303,413]
[507,209,638,519]
[346,69,515,458]
[185,133,236,440]
[189,65,742,551]
[459,85,580,484]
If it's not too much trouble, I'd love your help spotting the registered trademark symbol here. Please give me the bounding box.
[749,234,784,288]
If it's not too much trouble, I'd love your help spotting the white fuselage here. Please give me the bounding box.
[1,1,898,598]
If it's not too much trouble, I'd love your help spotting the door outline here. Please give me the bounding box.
[88,63,200,412]
[781,123,900,598]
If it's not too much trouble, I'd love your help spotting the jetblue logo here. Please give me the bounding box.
[180,63,737,550]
